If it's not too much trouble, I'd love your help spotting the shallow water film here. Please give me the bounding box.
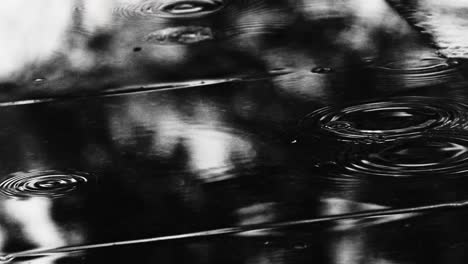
[2,0,468,263]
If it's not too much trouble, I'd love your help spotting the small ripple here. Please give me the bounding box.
[301,97,468,143]
[114,0,225,19]
[220,0,293,37]
[145,26,214,45]
[331,134,468,178]
[375,57,459,73]
[0,170,90,199]
[373,57,461,89]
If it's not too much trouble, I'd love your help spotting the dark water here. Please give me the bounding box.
[2,0,468,263]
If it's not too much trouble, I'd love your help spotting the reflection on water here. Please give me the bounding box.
[107,94,262,184]
[3,198,66,248]
[0,198,85,264]
[320,197,416,231]
[0,0,418,98]
[0,0,73,81]
[388,0,468,58]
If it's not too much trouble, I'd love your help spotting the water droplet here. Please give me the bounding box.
[145,26,214,45]
[0,170,90,199]
[133,47,142,52]
[300,97,468,143]
[311,67,334,74]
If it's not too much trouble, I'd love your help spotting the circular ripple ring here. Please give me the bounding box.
[0,170,89,198]
[301,96,468,143]
[330,133,468,179]
[114,0,226,19]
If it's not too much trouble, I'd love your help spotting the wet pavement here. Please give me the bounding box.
[1,0,468,263]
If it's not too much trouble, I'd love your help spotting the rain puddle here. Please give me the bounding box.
[2,0,468,263]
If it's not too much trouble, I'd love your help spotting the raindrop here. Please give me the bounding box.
[133,47,142,52]
[0,170,90,199]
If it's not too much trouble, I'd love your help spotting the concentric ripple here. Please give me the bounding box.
[375,57,459,73]
[373,57,461,89]
[114,0,226,19]
[0,170,89,199]
[301,97,468,143]
[332,134,468,178]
